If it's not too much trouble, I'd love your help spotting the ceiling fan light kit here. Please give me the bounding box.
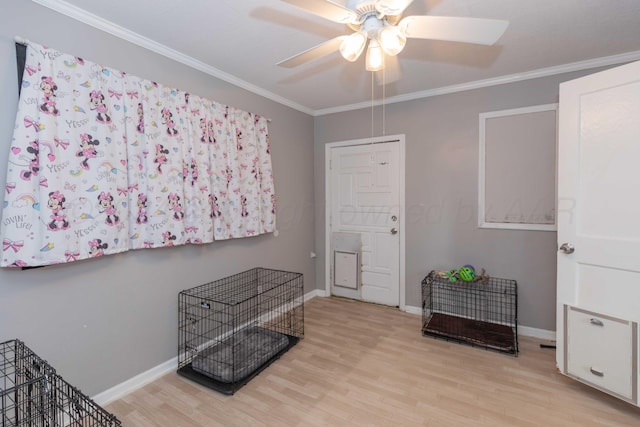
[375,0,413,16]
[340,31,367,62]
[378,25,406,56]
[278,0,509,73]
[365,39,385,71]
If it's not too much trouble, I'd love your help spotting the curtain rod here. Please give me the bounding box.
[12,35,273,123]
[14,36,28,46]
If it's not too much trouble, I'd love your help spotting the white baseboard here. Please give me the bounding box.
[518,326,556,341]
[92,356,177,406]
[94,290,555,406]
[93,289,324,405]
[403,305,422,315]
[304,289,328,301]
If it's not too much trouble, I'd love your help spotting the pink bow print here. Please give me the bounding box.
[54,138,69,150]
[5,182,16,194]
[65,251,80,262]
[3,239,24,253]
[24,116,43,131]
[108,89,123,100]
[126,90,139,99]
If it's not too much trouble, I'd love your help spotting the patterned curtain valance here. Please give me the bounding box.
[1,42,276,268]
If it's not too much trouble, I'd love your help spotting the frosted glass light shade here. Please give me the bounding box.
[365,39,385,71]
[340,32,367,62]
[378,26,406,56]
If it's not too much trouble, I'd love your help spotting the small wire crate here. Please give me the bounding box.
[0,339,121,427]
[178,268,304,395]
[421,270,518,355]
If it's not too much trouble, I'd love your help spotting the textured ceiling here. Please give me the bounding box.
[36,0,640,115]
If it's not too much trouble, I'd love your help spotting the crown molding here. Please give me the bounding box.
[30,0,640,118]
[31,0,315,116]
[313,49,640,116]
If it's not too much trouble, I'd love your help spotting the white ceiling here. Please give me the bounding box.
[36,0,640,115]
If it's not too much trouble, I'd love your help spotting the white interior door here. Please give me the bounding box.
[329,141,400,306]
[557,60,640,399]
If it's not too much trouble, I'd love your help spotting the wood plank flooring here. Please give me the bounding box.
[107,297,640,426]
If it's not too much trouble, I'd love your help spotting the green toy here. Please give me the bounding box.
[458,267,475,282]
[436,265,487,284]
[445,269,458,282]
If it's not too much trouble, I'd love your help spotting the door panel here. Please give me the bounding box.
[578,82,640,241]
[330,141,400,306]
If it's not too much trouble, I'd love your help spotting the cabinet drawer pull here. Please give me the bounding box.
[589,318,604,326]
[590,367,604,377]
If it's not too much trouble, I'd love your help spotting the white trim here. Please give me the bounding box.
[403,306,557,341]
[519,326,556,341]
[92,289,553,406]
[478,222,556,232]
[399,140,406,310]
[479,103,559,120]
[478,103,559,231]
[304,288,327,301]
[314,51,640,116]
[30,0,314,116]
[93,289,320,406]
[403,305,422,315]
[30,0,640,117]
[92,356,177,406]
[324,135,406,310]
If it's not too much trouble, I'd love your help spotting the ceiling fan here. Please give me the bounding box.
[277,0,509,73]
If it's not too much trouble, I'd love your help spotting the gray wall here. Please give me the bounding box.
[0,0,315,396]
[0,0,620,399]
[314,68,609,332]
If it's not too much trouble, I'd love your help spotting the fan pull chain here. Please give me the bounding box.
[382,65,386,136]
[371,71,375,141]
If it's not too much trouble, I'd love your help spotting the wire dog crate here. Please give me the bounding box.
[421,270,518,355]
[178,268,304,395]
[0,339,121,427]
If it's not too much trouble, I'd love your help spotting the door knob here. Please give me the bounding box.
[559,243,575,254]
[390,228,398,235]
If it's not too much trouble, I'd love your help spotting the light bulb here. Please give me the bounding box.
[366,39,385,71]
[378,26,406,56]
[340,31,367,62]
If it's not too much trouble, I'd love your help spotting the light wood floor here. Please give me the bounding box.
[107,297,640,426]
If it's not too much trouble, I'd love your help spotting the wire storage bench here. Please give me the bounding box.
[178,268,304,395]
[0,339,121,427]
[421,270,518,355]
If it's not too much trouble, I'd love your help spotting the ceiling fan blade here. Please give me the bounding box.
[399,16,509,45]
[277,36,347,68]
[375,55,401,85]
[281,0,359,24]
[375,0,416,16]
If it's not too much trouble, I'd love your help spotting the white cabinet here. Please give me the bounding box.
[565,306,637,403]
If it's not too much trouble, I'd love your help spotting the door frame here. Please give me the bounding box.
[324,134,406,310]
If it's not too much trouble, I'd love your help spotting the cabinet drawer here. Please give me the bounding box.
[565,305,637,402]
